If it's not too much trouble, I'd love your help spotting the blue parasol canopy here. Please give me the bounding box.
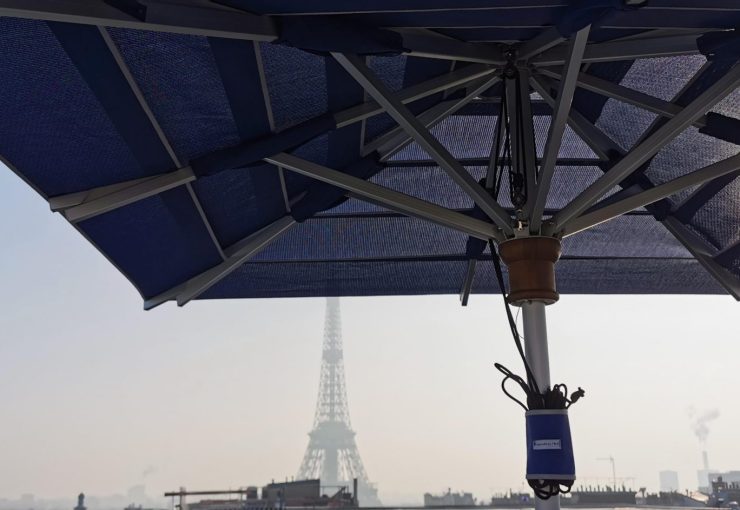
[0,0,739,308]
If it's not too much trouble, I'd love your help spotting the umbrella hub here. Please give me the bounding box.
[499,237,561,305]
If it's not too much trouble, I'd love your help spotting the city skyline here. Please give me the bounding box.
[1,162,739,505]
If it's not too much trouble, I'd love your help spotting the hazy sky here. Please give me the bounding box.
[1,162,738,505]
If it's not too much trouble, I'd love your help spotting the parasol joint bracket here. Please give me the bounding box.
[503,47,518,79]
[513,220,531,237]
[541,220,563,239]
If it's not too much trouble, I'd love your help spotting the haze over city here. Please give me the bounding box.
[1,161,738,506]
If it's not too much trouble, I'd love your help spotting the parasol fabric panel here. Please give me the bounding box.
[0,2,738,305]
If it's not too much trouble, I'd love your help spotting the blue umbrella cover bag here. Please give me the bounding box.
[525,409,576,481]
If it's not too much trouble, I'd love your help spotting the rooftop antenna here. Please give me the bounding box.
[597,456,616,490]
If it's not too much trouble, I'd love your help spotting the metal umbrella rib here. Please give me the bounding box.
[563,153,740,236]
[551,63,740,233]
[528,26,590,232]
[50,65,496,223]
[332,52,514,236]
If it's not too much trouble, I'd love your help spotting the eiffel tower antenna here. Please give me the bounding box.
[297,298,380,506]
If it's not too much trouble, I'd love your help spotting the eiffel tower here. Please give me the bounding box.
[297,298,381,506]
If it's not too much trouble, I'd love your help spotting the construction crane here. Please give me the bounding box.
[597,456,617,490]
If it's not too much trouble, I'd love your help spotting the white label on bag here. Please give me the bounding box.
[533,439,561,450]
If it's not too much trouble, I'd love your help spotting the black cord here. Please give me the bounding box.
[488,239,540,396]
[490,92,509,199]
[508,70,528,209]
[494,362,530,412]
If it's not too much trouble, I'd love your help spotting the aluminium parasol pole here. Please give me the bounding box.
[522,300,559,510]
